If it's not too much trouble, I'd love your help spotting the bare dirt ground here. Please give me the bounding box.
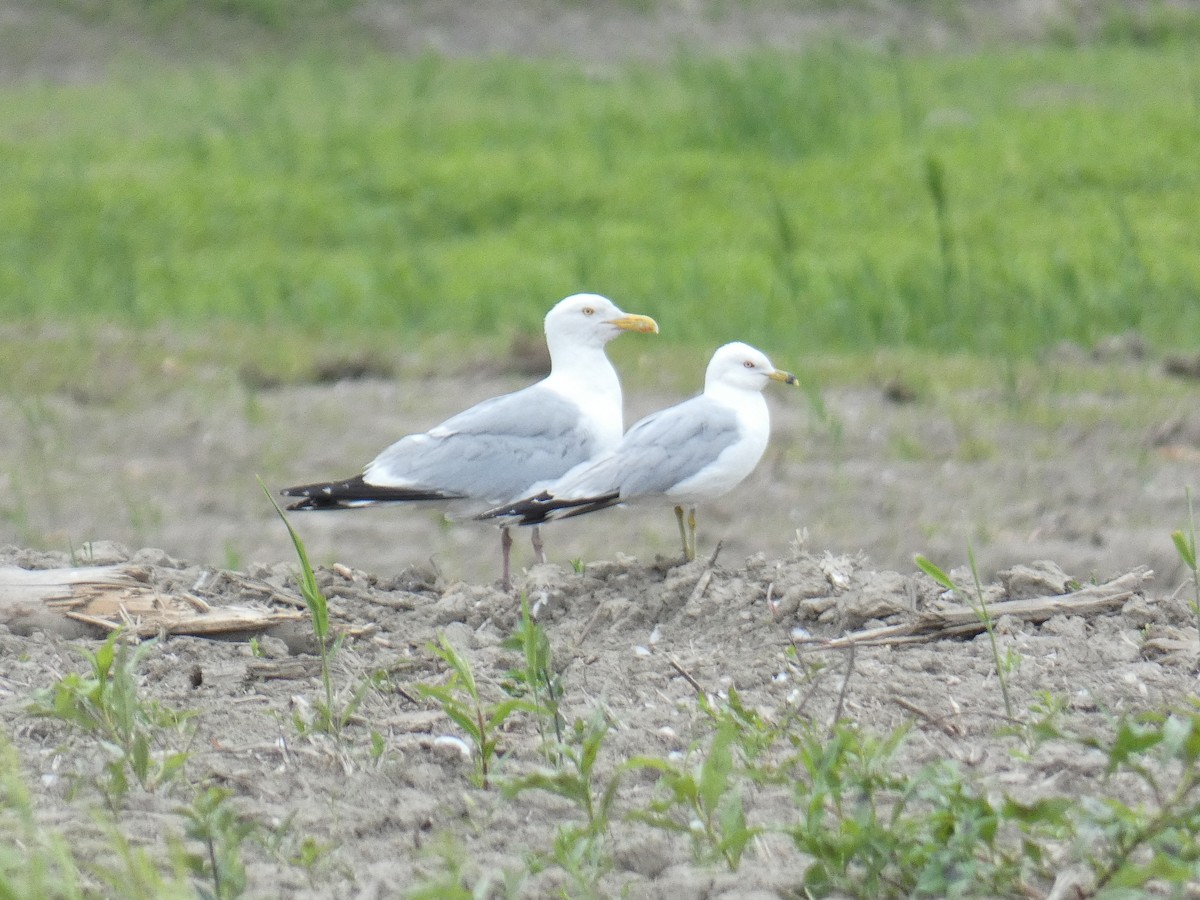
[0,538,1196,897]
[4,0,1195,85]
[3,335,1198,591]
[3,337,1200,896]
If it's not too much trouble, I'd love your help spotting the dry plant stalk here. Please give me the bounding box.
[795,568,1153,650]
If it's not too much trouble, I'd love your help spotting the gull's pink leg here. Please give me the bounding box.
[501,526,514,592]
[530,525,546,565]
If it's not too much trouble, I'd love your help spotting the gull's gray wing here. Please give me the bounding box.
[552,396,741,501]
[614,396,741,497]
[363,383,599,504]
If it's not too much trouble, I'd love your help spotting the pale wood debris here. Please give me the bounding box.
[0,564,305,640]
[794,567,1154,649]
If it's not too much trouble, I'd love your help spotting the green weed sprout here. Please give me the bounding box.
[638,691,1069,893]
[260,479,337,719]
[915,548,1016,721]
[2,734,196,899]
[780,654,1200,895]
[405,834,526,900]
[627,720,756,871]
[1069,704,1200,893]
[179,787,258,900]
[501,594,564,765]
[418,635,528,789]
[261,478,378,739]
[0,736,85,898]
[29,629,194,802]
[786,720,1065,896]
[496,600,620,891]
[504,710,619,878]
[1170,487,1200,660]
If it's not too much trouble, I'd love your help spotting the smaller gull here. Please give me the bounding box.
[281,294,658,589]
[479,341,798,561]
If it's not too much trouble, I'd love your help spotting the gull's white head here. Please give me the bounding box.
[543,294,659,352]
[704,342,799,393]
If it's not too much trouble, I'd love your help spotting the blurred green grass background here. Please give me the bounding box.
[2,5,1199,375]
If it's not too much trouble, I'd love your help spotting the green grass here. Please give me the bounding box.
[1,43,1199,368]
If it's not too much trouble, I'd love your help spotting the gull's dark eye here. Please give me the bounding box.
[743,360,755,368]
[582,306,595,316]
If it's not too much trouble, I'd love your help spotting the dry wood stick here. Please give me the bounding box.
[829,644,857,734]
[668,655,705,695]
[892,695,963,737]
[796,568,1152,650]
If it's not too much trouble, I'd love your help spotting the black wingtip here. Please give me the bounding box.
[552,495,622,521]
[478,491,622,525]
[279,474,462,509]
[478,491,556,524]
[284,495,340,511]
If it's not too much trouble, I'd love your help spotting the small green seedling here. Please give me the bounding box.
[260,479,337,725]
[261,478,378,739]
[915,548,1015,721]
[505,709,617,836]
[418,635,529,789]
[1078,705,1200,894]
[504,710,620,896]
[0,736,86,898]
[179,787,258,900]
[405,834,523,899]
[1170,487,1200,662]
[627,720,756,871]
[497,599,620,890]
[29,629,194,802]
[786,719,1051,897]
[501,594,564,765]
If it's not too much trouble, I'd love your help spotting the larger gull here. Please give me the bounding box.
[281,293,658,588]
[479,342,797,560]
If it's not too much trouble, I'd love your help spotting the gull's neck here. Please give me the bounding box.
[544,339,624,444]
[705,380,769,428]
